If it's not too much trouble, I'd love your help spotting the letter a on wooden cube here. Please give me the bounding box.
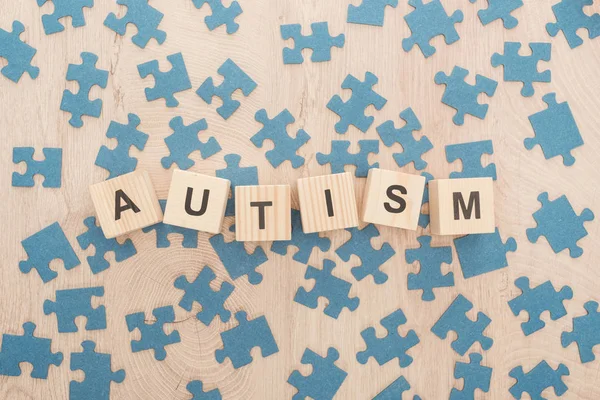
[89,170,163,238]
[362,169,426,230]
[429,178,495,235]
[297,172,359,233]
[235,185,291,241]
[163,169,230,234]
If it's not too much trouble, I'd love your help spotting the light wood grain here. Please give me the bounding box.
[235,185,291,241]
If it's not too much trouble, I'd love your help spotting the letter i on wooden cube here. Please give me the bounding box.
[89,170,163,238]
[235,185,291,241]
[163,169,230,234]
[297,172,359,233]
[362,169,426,230]
[429,178,495,235]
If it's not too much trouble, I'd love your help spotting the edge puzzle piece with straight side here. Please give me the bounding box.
[317,140,379,177]
[125,305,181,361]
[348,0,398,26]
[469,0,523,29]
[138,52,192,108]
[216,154,259,216]
[70,340,125,400]
[509,361,569,399]
[37,0,93,35]
[12,147,62,188]
[288,347,347,400]
[44,286,106,333]
[0,21,40,83]
[406,235,454,301]
[280,22,345,64]
[187,380,222,400]
[546,0,600,49]
[271,209,331,264]
[373,376,421,400]
[446,140,496,180]
[104,0,166,48]
[491,42,551,97]
[160,117,221,170]
[143,200,198,248]
[450,353,492,400]
[193,0,242,34]
[561,300,600,363]
[454,228,517,279]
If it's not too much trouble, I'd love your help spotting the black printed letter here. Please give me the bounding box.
[324,189,334,217]
[384,185,407,214]
[453,191,481,220]
[251,201,273,230]
[115,189,140,221]
[185,187,210,216]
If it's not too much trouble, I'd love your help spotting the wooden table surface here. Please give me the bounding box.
[2,0,600,399]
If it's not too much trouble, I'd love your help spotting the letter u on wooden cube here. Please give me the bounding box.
[235,185,291,241]
[89,170,163,238]
[429,178,495,235]
[163,169,230,234]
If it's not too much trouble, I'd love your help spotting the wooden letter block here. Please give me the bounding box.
[235,185,291,241]
[297,172,359,233]
[89,170,162,238]
[163,169,230,234]
[429,177,495,235]
[361,169,426,230]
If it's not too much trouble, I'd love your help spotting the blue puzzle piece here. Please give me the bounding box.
[12,147,62,188]
[288,347,347,400]
[327,72,387,134]
[373,376,421,400]
[406,235,454,301]
[432,294,493,356]
[450,353,492,400]
[138,52,191,108]
[546,0,600,49]
[44,287,106,333]
[187,380,222,400]
[491,42,551,97]
[317,140,379,177]
[402,0,463,58]
[348,0,398,26]
[562,301,600,363]
[70,341,125,400]
[215,311,278,369]
[295,259,360,318]
[37,0,93,35]
[125,305,181,361]
[216,154,259,216]
[377,108,432,170]
[193,0,242,34]
[271,209,330,264]
[446,140,497,180]
[357,309,420,368]
[209,224,268,284]
[143,200,198,248]
[60,52,108,128]
[251,109,311,168]
[469,0,523,29]
[509,361,569,400]
[454,228,517,279]
[418,172,433,228]
[280,22,345,64]
[197,59,257,119]
[104,0,166,48]
[526,93,584,166]
[335,224,395,284]
[95,114,149,179]
[0,21,40,82]
[19,222,81,283]
[0,322,63,379]
[527,192,593,258]
[435,66,497,126]
[508,277,573,336]
[174,266,234,326]
[160,117,221,170]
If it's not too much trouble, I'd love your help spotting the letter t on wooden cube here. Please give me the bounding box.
[163,169,230,234]
[235,185,291,241]
[429,177,495,235]
[89,170,163,238]
[362,169,426,230]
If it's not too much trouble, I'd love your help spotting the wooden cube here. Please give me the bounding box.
[235,185,291,241]
[361,169,426,230]
[89,170,162,238]
[163,169,230,234]
[297,172,359,233]
[429,178,495,235]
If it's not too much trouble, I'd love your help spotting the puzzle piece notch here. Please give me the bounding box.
[174,266,234,326]
[44,286,107,333]
[445,140,497,180]
[347,0,399,26]
[70,340,125,400]
[138,52,192,108]
[160,117,221,170]
[197,58,257,120]
[0,21,40,82]
[215,311,279,369]
[402,0,464,58]
[454,228,517,279]
[431,294,494,356]
[12,147,62,188]
[37,0,93,34]
[418,172,434,228]
[406,235,454,301]
[143,200,199,248]
[509,361,569,399]
[216,154,259,216]
[187,380,222,400]
[193,0,242,34]
[288,347,348,400]
[450,353,492,399]
[295,259,360,318]
[104,0,167,48]
[327,72,387,134]
[469,0,523,29]
[435,66,497,126]
[561,300,600,363]
[317,140,380,177]
[280,22,345,64]
[95,113,149,179]
[491,42,551,97]
[546,0,600,49]
[357,309,420,368]
[125,305,181,361]
[271,209,331,264]
[0,322,63,379]
[251,108,311,168]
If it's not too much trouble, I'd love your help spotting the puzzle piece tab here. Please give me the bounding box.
[446,140,496,180]
[280,22,345,64]
[0,21,40,82]
[406,235,454,301]
[70,341,125,400]
[347,0,398,26]
[44,286,106,333]
[317,140,379,177]
[454,228,517,279]
[193,0,242,33]
[271,209,331,264]
[469,0,523,29]
[12,147,62,188]
[138,52,192,108]
[37,0,92,34]
[546,0,600,49]
[450,353,492,400]
[104,0,166,48]
[125,305,181,361]
[160,117,221,170]
[509,361,569,399]
[288,347,347,400]
[491,42,551,97]
[187,380,222,400]
[143,200,199,248]
[562,300,600,363]
[216,154,259,216]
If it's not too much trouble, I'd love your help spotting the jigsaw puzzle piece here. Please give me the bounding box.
[271,209,331,264]
[373,375,421,400]
[406,235,454,301]
[445,140,496,180]
[454,228,517,279]
[104,0,166,48]
[418,172,434,228]
[12,147,62,188]
[37,0,93,34]
[138,52,192,107]
[509,360,569,399]
[193,0,242,33]
[546,0,600,49]
[125,305,181,361]
[317,140,379,177]
[561,300,600,363]
[450,353,492,400]
[347,0,398,26]
[470,0,523,29]
[160,117,221,170]
[216,154,259,216]
[187,380,222,400]
[287,347,347,400]
[44,286,106,333]
[280,22,345,64]
[491,42,551,97]
[143,200,199,248]
[0,21,40,82]
[70,340,125,400]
